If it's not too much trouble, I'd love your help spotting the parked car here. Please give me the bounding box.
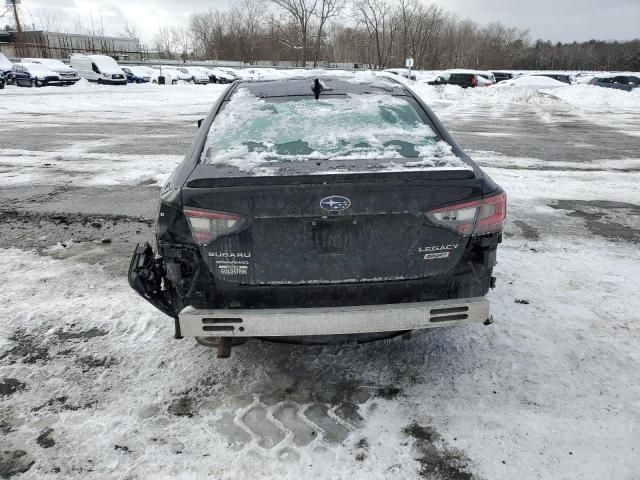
[133,65,156,76]
[129,65,175,84]
[69,54,127,85]
[163,68,191,84]
[476,71,496,86]
[382,68,417,81]
[122,66,151,83]
[429,70,485,88]
[531,73,574,84]
[129,76,506,357]
[492,71,514,83]
[198,67,236,84]
[152,70,179,85]
[494,74,567,91]
[215,67,242,80]
[0,52,13,83]
[161,66,193,83]
[11,63,61,87]
[589,74,639,91]
[21,58,80,85]
[575,73,598,85]
[174,66,210,84]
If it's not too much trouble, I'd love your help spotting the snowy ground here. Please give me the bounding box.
[1,79,639,479]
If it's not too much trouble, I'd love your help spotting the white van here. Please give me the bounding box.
[69,54,127,85]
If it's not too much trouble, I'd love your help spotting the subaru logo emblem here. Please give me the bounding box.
[320,195,351,213]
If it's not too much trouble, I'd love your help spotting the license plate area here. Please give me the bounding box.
[305,218,360,254]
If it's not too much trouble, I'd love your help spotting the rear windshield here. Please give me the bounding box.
[201,88,465,173]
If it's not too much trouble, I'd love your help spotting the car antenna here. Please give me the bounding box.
[311,78,323,100]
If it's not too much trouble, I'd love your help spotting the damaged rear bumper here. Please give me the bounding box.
[128,243,177,320]
[178,297,491,337]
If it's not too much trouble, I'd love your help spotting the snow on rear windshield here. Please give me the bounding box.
[201,88,469,173]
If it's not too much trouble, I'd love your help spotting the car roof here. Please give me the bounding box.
[441,69,478,74]
[592,72,639,78]
[232,76,409,98]
[16,62,51,70]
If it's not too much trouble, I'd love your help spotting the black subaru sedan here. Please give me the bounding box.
[129,75,506,357]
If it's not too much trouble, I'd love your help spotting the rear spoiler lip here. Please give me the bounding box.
[184,166,476,188]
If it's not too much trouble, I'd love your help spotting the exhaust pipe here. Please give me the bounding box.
[217,337,232,358]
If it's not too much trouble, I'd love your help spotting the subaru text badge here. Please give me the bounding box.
[320,196,351,213]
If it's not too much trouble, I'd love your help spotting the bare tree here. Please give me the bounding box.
[121,20,138,39]
[312,0,343,66]
[32,8,63,32]
[171,26,190,62]
[353,0,398,68]
[72,17,86,35]
[265,12,304,63]
[153,26,175,59]
[146,0,638,71]
[233,0,267,64]
[271,0,319,66]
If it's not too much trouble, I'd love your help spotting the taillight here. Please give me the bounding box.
[183,207,248,246]
[426,192,506,237]
[428,199,481,236]
[473,192,507,235]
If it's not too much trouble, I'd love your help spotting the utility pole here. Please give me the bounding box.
[10,0,26,57]
[10,0,22,33]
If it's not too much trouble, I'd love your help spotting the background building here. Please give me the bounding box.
[0,30,143,60]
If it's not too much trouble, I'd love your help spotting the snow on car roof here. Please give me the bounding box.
[19,62,56,73]
[200,82,472,177]
[590,72,640,79]
[440,69,479,74]
[23,58,67,67]
[88,55,121,70]
[499,75,567,87]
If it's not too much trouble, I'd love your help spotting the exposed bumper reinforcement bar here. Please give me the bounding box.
[178,297,490,337]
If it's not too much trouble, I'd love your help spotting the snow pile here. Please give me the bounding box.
[546,84,640,111]
[71,78,90,87]
[411,80,640,137]
[541,85,640,135]
[412,82,557,107]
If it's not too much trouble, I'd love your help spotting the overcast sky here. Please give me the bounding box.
[17,0,640,44]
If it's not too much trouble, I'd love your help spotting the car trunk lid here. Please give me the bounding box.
[182,169,487,286]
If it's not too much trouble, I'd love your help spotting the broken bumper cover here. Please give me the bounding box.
[178,297,490,337]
